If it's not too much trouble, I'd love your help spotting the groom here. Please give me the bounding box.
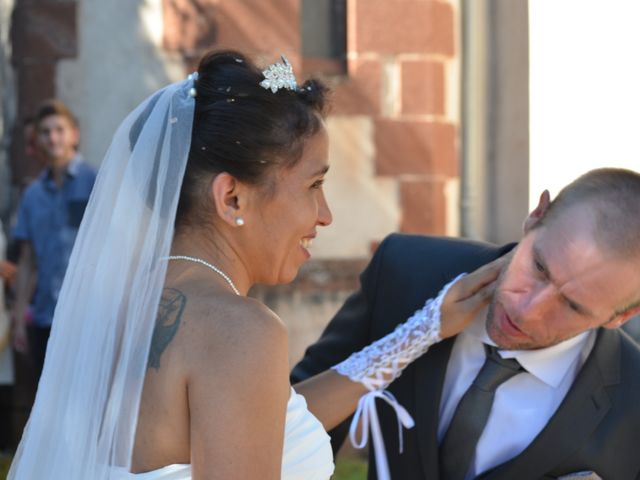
[292,168,640,480]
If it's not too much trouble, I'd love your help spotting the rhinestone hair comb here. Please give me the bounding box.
[259,55,298,93]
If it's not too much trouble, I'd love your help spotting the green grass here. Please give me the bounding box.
[0,454,11,479]
[333,456,368,480]
[0,453,367,479]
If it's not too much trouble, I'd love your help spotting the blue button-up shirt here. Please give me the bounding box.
[12,156,97,327]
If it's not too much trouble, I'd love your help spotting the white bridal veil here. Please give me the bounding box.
[9,76,196,479]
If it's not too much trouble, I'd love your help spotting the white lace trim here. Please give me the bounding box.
[332,274,465,480]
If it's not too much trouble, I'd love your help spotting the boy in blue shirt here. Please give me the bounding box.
[12,100,96,377]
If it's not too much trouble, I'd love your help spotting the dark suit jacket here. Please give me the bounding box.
[292,234,640,480]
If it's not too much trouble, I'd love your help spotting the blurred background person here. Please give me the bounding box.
[11,99,96,380]
[0,217,15,452]
[19,117,49,187]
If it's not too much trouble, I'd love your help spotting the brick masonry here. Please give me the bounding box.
[352,0,454,55]
[162,0,459,238]
[163,0,301,66]
[330,58,382,116]
[344,0,458,236]
[11,0,459,233]
[400,179,447,234]
[10,0,78,185]
[401,59,446,116]
[374,119,457,177]
[160,1,459,338]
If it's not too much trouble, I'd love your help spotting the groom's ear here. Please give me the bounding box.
[523,190,551,233]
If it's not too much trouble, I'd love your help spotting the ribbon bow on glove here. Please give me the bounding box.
[349,390,415,480]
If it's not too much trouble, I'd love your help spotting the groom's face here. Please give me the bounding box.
[485,202,639,350]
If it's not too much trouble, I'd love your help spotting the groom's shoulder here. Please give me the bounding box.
[379,233,495,251]
[375,233,514,267]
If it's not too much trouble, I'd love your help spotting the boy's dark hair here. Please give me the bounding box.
[35,99,79,129]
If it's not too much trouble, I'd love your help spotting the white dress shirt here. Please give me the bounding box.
[437,313,596,479]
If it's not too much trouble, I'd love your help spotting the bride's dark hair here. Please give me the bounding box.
[177,50,328,227]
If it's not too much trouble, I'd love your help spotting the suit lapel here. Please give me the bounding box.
[414,337,455,479]
[481,329,620,480]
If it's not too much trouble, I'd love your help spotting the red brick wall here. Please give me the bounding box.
[342,0,457,235]
[10,0,458,231]
[10,0,78,186]
[163,0,459,238]
[163,0,301,69]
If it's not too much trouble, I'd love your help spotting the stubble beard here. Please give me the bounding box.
[484,261,539,351]
[485,297,516,350]
[486,292,580,351]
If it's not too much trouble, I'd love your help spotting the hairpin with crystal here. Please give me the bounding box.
[260,55,298,93]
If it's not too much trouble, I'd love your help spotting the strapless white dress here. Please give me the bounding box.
[114,388,334,480]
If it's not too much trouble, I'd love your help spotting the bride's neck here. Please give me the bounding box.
[170,226,252,295]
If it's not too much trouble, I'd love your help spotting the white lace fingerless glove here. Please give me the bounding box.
[331,273,464,480]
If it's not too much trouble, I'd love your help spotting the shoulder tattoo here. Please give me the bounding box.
[147,287,186,370]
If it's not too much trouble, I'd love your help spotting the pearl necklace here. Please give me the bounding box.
[163,255,240,295]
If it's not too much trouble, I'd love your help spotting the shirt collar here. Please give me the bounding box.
[465,312,594,388]
[43,154,82,186]
[66,155,82,176]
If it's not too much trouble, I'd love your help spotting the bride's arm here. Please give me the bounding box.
[294,258,504,431]
[188,298,290,479]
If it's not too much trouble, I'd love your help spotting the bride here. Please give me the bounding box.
[9,50,503,480]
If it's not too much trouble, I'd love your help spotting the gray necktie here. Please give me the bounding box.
[439,344,523,480]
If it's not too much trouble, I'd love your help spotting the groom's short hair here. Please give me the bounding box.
[539,168,640,259]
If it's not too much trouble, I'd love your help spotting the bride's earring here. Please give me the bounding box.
[235,217,245,226]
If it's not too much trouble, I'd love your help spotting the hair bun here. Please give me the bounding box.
[198,51,249,73]
[297,79,327,114]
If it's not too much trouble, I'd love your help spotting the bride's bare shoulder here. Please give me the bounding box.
[173,285,288,369]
